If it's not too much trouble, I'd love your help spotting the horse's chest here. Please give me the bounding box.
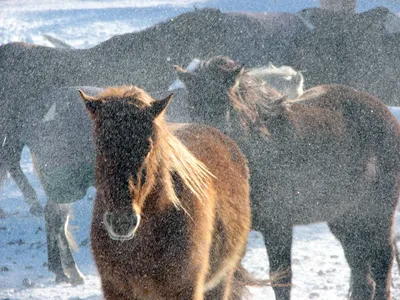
[91,209,192,296]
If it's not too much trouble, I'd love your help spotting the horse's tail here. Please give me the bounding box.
[231,264,272,299]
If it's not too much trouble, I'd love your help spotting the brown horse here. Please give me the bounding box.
[80,85,259,299]
[175,56,400,300]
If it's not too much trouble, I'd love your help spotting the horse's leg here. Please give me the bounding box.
[328,218,375,300]
[261,223,293,300]
[9,160,43,216]
[204,283,225,300]
[44,200,69,283]
[369,176,399,300]
[45,200,84,285]
[8,143,42,216]
[100,278,131,300]
[57,205,84,285]
[368,216,394,300]
[204,270,236,300]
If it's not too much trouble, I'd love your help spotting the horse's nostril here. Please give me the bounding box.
[105,212,113,226]
[106,212,138,236]
[117,215,133,231]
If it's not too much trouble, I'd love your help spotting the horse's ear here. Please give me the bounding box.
[148,94,173,119]
[226,66,245,86]
[78,89,100,116]
[174,65,193,84]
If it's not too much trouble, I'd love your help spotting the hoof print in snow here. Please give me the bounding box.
[25,265,33,269]
[292,258,300,264]
[309,292,320,298]
[7,239,25,246]
[330,255,339,259]
[317,270,325,276]
[22,278,35,288]
[0,266,9,272]
[326,268,336,273]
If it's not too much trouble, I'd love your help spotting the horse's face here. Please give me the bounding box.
[80,89,171,241]
[174,57,243,134]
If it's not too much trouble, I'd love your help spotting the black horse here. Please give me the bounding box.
[21,86,103,284]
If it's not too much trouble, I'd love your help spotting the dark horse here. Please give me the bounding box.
[80,85,259,299]
[23,86,104,284]
[175,56,400,300]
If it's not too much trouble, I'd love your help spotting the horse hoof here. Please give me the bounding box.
[55,274,70,284]
[29,203,43,217]
[70,275,85,286]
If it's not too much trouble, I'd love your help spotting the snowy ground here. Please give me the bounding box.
[2,1,400,299]
[1,147,400,300]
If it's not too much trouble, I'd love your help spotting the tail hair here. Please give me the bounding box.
[231,264,271,299]
[232,264,291,299]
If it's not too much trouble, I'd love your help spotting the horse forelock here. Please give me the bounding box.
[92,90,213,216]
[96,85,155,108]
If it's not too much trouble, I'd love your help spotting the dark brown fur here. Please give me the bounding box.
[177,56,400,300]
[81,86,255,299]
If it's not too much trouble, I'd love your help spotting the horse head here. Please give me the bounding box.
[79,87,172,241]
[172,56,244,133]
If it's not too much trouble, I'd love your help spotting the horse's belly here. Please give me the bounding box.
[251,166,373,226]
[286,175,372,224]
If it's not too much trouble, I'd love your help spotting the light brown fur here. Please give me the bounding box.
[81,86,254,299]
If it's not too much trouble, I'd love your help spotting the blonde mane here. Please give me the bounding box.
[96,85,213,211]
[153,115,214,211]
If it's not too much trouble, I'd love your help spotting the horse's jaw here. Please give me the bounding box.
[102,213,141,241]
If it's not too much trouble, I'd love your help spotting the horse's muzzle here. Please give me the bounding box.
[103,211,140,241]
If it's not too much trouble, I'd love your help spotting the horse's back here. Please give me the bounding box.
[260,84,400,222]
[293,84,400,146]
[288,84,400,172]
